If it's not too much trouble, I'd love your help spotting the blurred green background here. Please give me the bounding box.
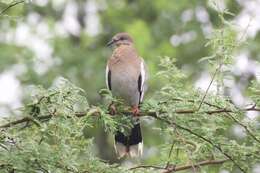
[0,0,260,170]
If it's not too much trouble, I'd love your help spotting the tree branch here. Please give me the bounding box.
[1,105,260,128]
[129,159,229,172]
[0,106,254,172]
[164,159,229,173]
[152,115,246,173]
[0,0,25,16]
[197,64,222,111]
[0,116,32,128]
[0,101,257,172]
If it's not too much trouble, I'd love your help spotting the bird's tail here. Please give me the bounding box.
[114,121,143,158]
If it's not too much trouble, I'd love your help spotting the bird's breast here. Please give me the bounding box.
[110,65,140,106]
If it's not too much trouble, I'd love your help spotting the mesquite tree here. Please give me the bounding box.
[0,1,260,173]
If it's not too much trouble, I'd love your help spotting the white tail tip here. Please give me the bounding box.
[114,142,127,158]
[114,142,143,158]
[129,142,143,157]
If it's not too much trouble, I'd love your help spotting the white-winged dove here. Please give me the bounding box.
[106,32,148,158]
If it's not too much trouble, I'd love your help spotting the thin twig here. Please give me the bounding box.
[165,138,175,168]
[0,0,25,16]
[224,112,260,144]
[238,17,252,43]
[0,143,8,151]
[175,130,197,173]
[163,159,229,173]
[129,159,229,172]
[197,64,222,111]
[0,117,32,128]
[129,165,165,170]
[153,115,246,173]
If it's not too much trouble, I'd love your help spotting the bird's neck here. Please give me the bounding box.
[112,44,137,62]
[115,43,134,51]
[116,42,133,48]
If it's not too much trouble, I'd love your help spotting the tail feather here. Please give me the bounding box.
[129,141,143,157]
[114,122,143,158]
[114,142,128,158]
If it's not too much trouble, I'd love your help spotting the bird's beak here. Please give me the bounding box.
[106,39,115,47]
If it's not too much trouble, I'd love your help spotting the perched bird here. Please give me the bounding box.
[106,32,148,157]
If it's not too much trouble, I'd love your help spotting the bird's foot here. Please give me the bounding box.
[108,103,117,115]
[131,106,140,116]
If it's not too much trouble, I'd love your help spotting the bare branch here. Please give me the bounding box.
[165,138,175,169]
[0,116,32,128]
[197,65,222,111]
[0,1,25,16]
[164,159,229,173]
[224,112,260,144]
[129,159,229,172]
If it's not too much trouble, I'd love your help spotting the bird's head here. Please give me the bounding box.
[107,32,133,47]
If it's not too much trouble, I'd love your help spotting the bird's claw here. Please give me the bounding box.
[108,103,117,115]
[131,106,140,116]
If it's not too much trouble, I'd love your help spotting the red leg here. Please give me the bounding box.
[108,102,117,115]
[131,106,140,116]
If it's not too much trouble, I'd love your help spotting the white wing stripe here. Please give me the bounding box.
[140,60,146,102]
[140,60,145,92]
[105,65,109,89]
